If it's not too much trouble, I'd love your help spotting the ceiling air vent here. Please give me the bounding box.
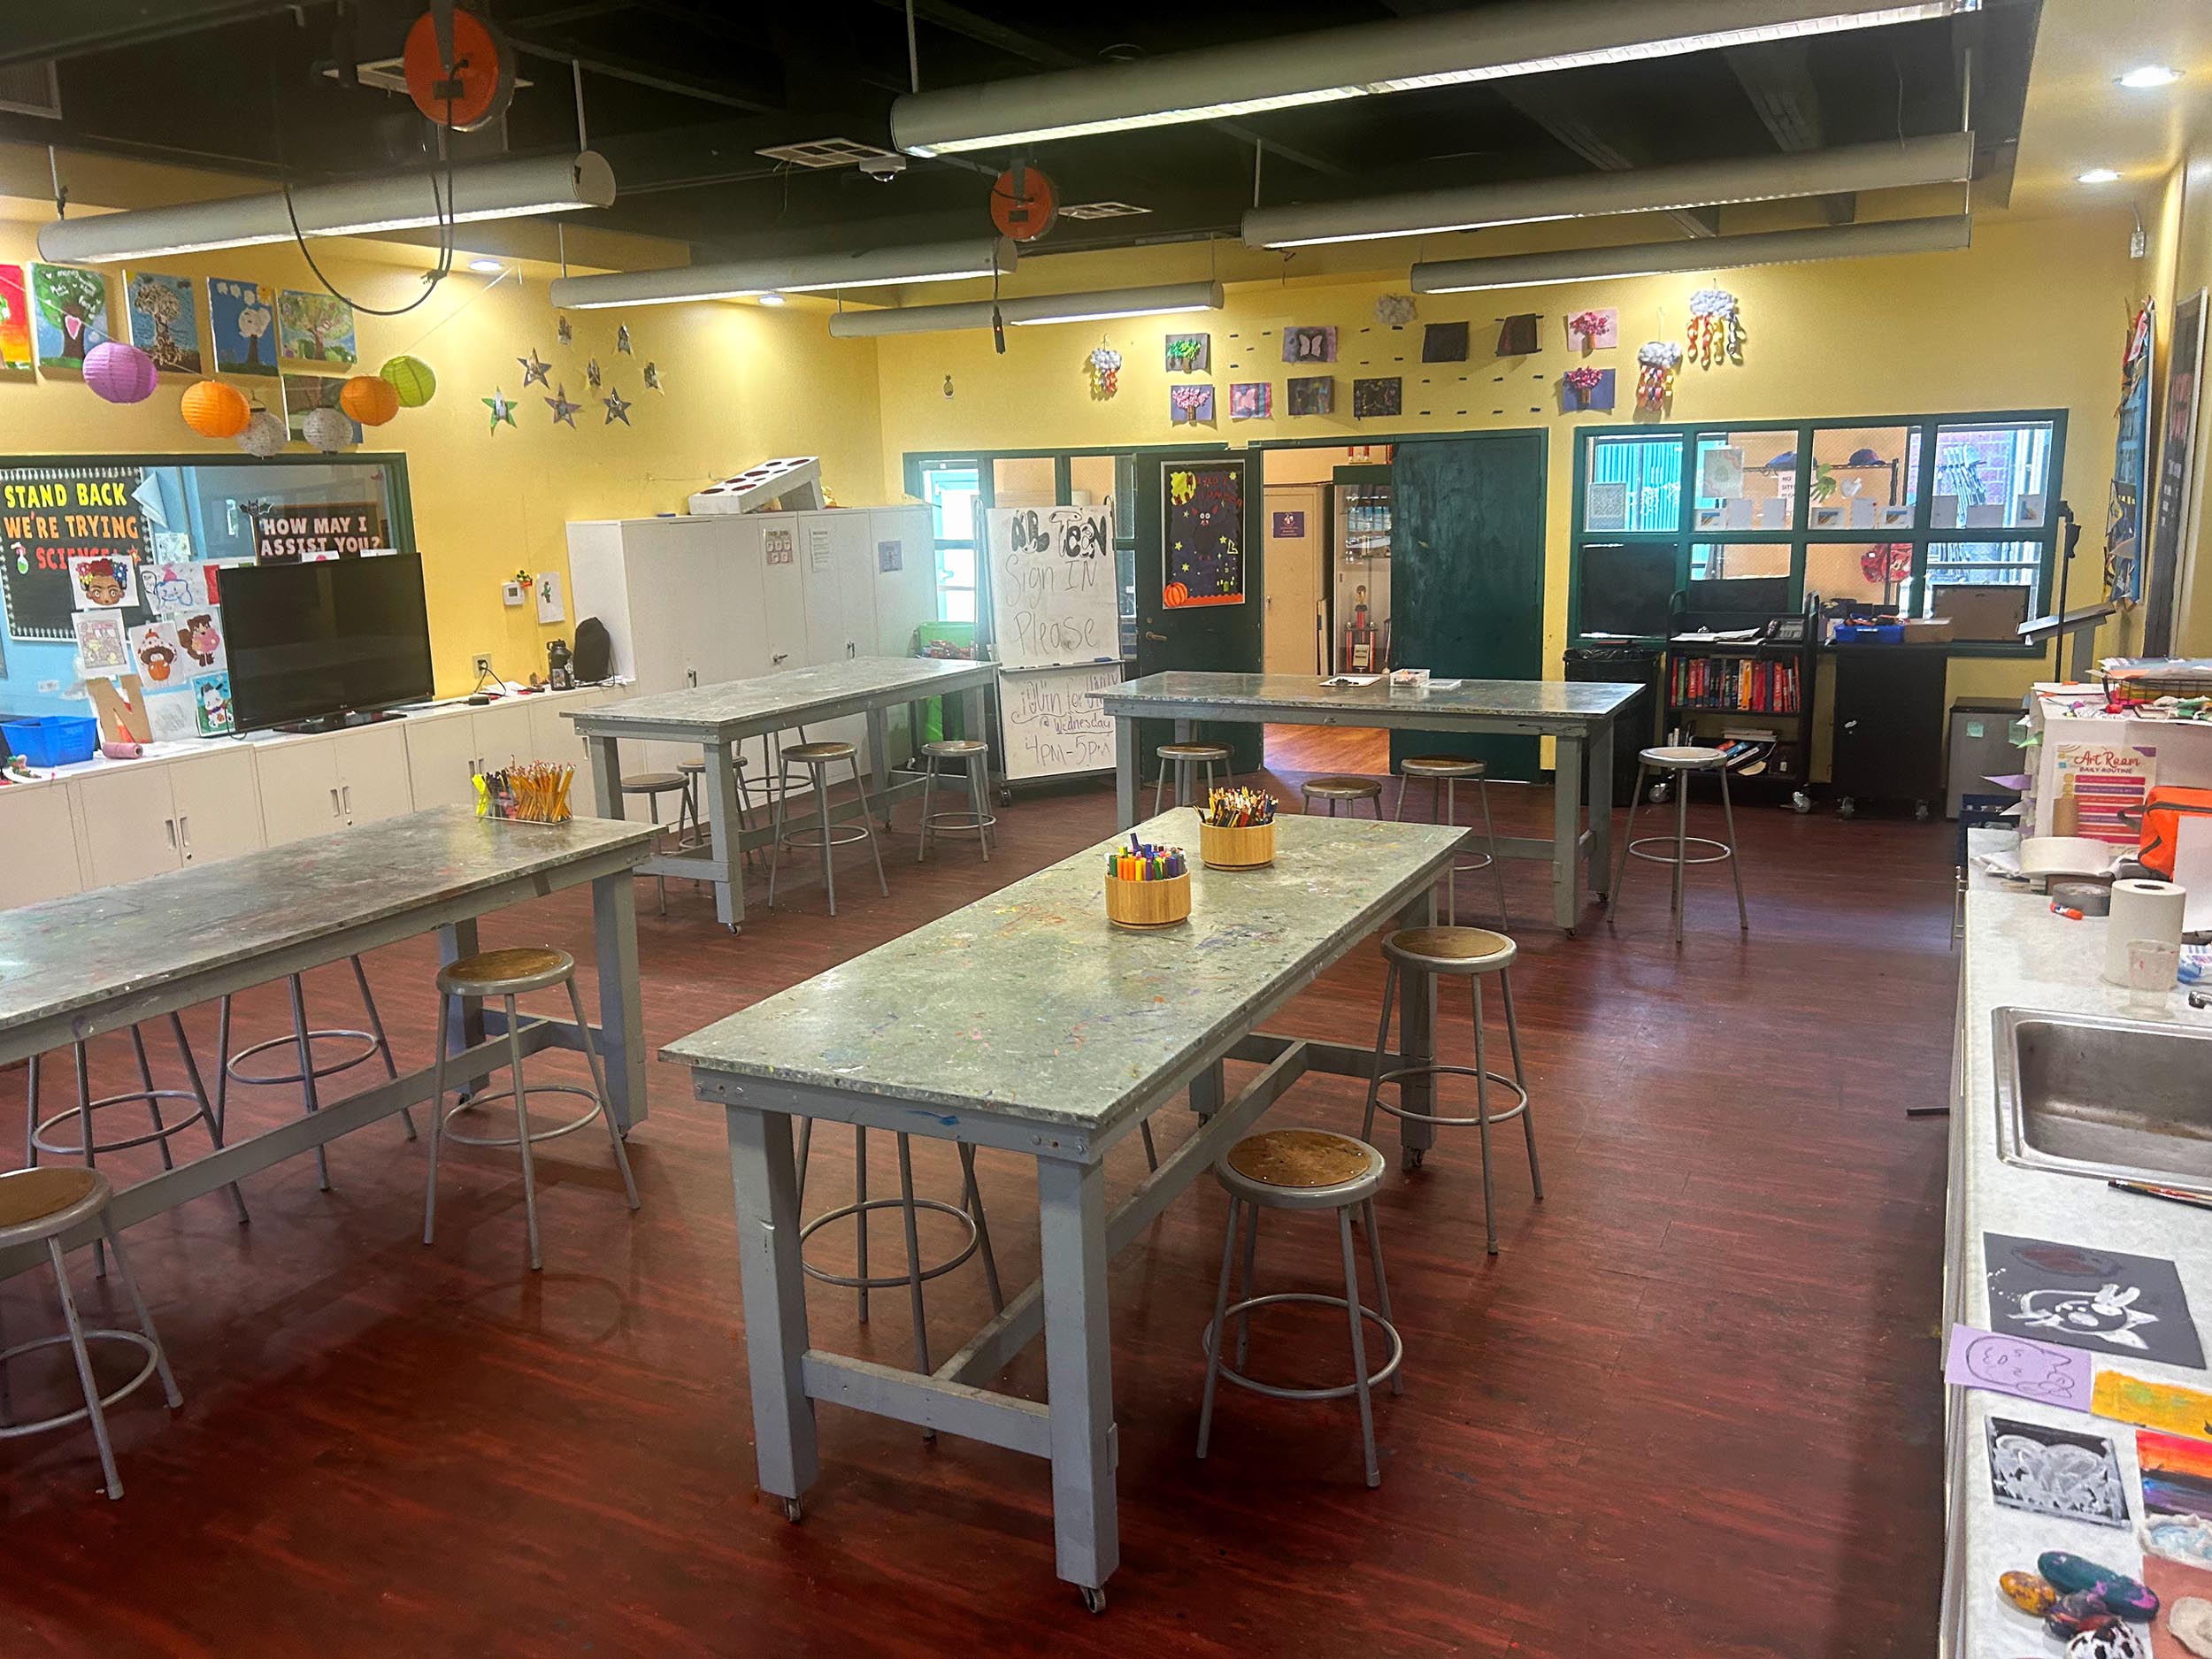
[0,60,60,120]
[1059,201,1150,220]
[756,137,902,169]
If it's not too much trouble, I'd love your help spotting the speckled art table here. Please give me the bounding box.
[1095,672,1645,932]
[571,657,1002,931]
[0,808,657,1278]
[664,809,1463,1609]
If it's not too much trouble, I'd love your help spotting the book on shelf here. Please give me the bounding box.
[1668,653,1801,713]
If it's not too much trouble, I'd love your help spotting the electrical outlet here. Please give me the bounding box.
[472,653,495,678]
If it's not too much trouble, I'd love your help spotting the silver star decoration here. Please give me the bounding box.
[557,315,573,347]
[603,387,632,426]
[545,385,580,426]
[518,349,550,388]
[586,357,602,390]
[643,360,663,393]
[616,324,634,355]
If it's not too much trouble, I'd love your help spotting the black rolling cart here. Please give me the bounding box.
[1659,578,1819,813]
[1826,642,1950,820]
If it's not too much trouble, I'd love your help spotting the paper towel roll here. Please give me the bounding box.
[2105,879,2189,985]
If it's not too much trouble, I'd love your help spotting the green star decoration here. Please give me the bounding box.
[518,349,550,388]
[545,385,580,426]
[603,387,632,426]
[483,389,517,432]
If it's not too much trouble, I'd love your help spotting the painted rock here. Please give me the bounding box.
[2047,1591,2119,1639]
[2067,1621,2147,1659]
[2042,1553,2128,1596]
[2001,1571,2058,1616]
[2085,1576,2159,1622]
[2170,1596,2212,1658]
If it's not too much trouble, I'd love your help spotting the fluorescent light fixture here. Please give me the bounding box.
[1246,132,1972,248]
[548,239,1015,310]
[2117,65,2183,88]
[757,293,787,306]
[466,256,503,273]
[2077,167,2123,184]
[826,281,1224,338]
[891,0,1970,155]
[1410,213,1970,292]
[36,152,615,265]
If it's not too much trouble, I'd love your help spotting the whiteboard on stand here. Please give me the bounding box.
[998,662,1122,780]
[983,504,1125,781]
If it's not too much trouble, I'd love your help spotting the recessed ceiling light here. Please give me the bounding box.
[2078,167,2123,184]
[757,294,787,306]
[2117,65,2183,88]
[467,256,503,273]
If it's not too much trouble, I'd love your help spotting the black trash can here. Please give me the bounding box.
[1563,644,1661,805]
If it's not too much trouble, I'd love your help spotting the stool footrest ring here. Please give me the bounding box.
[1626,834,1734,866]
[777,823,875,850]
[0,1331,165,1440]
[33,1090,209,1158]
[226,1027,379,1088]
[440,1082,603,1148]
[919,809,997,834]
[1201,1293,1404,1401]
[798,1195,981,1290]
[1370,1063,1531,1128]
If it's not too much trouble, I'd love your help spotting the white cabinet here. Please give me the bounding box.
[168,747,263,864]
[528,687,610,774]
[254,736,345,846]
[0,784,84,908]
[404,710,481,807]
[471,700,536,771]
[338,721,414,825]
[73,747,263,887]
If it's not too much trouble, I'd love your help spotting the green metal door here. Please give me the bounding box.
[1134,451,1265,775]
[1389,433,1548,779]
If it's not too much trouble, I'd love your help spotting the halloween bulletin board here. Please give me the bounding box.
[0,463,153,640]
[1162,462,1246,607]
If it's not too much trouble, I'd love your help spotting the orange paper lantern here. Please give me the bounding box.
[339,373,401,426]
[180,379,251,439]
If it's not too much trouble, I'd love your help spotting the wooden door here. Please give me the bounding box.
[1135,452,1264,773]
[1261,484,1325,676]
[1389,434,1547,780]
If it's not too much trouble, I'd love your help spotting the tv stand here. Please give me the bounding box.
[274,708,409,735]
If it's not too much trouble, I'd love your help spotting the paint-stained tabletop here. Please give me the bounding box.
[1096,671,1641,726]
[663,810,1461,1133]
[570,657,1001,739]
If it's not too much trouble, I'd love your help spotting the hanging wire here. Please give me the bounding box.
[905,0,921,93]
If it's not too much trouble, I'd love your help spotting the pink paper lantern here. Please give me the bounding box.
[85,342,158,404]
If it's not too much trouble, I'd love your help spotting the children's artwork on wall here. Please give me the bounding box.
[1636,340,1682,411]
[518,349,551,388]
[586,357,603,391]
[1984,1417,2130,1529]
[603,387,633,426]
[876,539,903,573]
[1230,382,1271,420]
[1374,293,1416,327]
[70,552,138,610]
[1496,313,1540,357]
[281,373,362,446]
[483,388,517,433]
[616,324,634,356]
[1087,343,1121,400]
[278,289,357,368]
[544,385,580,426]
[132,620,181,686]
[557,314,573,348]
[31,264,109,374]
[1562,367,1614,411]
[1169,383,1215,425]
[1164,333,1210,373]
[145,689,197,742]
[1352,377,1402,419]
[534,571,565,624]
[1282,325,1337,364]
[1421,321,1469,362]
[1287,375,1333,416]
[208,279,278,377]
[192,671,234,736]
[2139,1429,2212,1532]
[1699,447,1747,497]
[173,608,225,673]
[144,561,214,616]
[124,272,203,373]
[1566,308,1618,351]
[1163,464,1245,608]
[1984,1233,2204,1368]
[0,265,35,373]
[72,611,127,672]
[643,361,664,393]
[1687,287,1744,366]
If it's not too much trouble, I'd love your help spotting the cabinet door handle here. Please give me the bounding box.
[164,817,177,849]
[342,785,352,815]
[178,815,191,852]
[687,668,699,687]
[772,652,789,665]
[331,787,342,816]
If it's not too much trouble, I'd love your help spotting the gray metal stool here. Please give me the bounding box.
[677,755,765,873]
[914,738,996,864]
[218,956,411,1195]
[795,1120,1003,1377]
[422,946,641,1272]
[1301,775,1386,818]
[767,740,888,918]
[0,1167,180,1500]
[1196,1129,1402,1488]
[1612,745,1748,947]
[1361,926,1540,1252]
[620,772,693,915]
[1154,741,1231,815]
[1394,755,1509,928]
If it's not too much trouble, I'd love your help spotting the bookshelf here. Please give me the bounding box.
[1663,580,1820,807]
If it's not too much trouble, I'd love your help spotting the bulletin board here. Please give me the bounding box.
[1162,462,1246,607]
[0,463,154,640]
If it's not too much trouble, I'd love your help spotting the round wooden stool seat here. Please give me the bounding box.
[1640,745,1725,771]
[1302,775,1385,801]
[1222,1129,1385,1205]
[922,737,988,757]
[620,772,688,794]
[0,1167,108,1244]
[437,946,575,998]
[1383,926,1517,975]
[1158,741,1231,761]
[785,741,857,764]
[1401,755,1486,778]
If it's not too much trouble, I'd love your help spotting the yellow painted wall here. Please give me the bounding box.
[2147,129,2212,657]
[0,228,887,695]
[876,211,2154,711]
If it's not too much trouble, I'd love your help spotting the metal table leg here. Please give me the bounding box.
[1114,716,1139,829]
[437,918,488,1097]
[1038,1156,1118,1610]
[1395,886,1437,1164]
[865,705,895,830]
[703,741,747,932]
[1551,733,1586,932]
[593,870,649,1130]
[584,732,622,821]
[1586,718,1615,901]
[727,1105,819,1519]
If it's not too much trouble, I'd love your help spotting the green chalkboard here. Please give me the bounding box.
[0,462,152,641]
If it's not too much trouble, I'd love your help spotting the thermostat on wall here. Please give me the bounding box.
[502,580,526,607]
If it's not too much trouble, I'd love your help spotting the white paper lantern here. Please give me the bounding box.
[302,405,354,453]
[235,409,288,457]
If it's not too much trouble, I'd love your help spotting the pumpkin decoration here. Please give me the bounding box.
[1164,581,1191,606]
[339,373,401,426]
[181,379,251,439]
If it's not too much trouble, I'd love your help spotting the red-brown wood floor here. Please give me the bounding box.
[0,759,1959,1658]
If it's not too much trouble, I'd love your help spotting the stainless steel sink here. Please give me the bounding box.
[1994,1007,2212,1190]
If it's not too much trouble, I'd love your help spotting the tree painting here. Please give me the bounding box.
[210,279,277,377]
[31,263,108,372]
[125,271,203,373]
[278,288,357,367]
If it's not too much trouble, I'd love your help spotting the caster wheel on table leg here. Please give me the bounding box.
[1079,1586,1107,1615]
[1915,800,1932,822]
[1402,1147,1425,1172]
[780,1496,803,1524]
[1838,796,1857,819]
[1792,790,1813,814]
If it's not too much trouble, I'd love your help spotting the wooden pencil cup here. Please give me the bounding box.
[1200,821,1276,871]
[1105,872,1192,929]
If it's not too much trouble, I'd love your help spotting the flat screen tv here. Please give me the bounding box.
[220,553,434,733]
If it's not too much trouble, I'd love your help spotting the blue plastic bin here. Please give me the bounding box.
[1832,623,1905,644]
[0,714,100,767]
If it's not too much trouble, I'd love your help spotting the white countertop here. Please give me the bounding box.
[1947,838,2212,1655]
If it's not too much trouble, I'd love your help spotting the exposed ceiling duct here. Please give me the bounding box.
[1409,211,1970,291]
